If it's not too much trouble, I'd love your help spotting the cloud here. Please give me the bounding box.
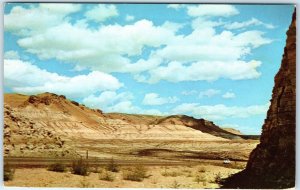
[105,100,139,113]
[191,17,224,30]
[135,27,271,83]
[142,93,178,106]
[167,4,185,10]
[85,4,118,22]
[4,59,122,98]
[224,18,275,30]
[146,60,262,83]
[4,3,81,36]
[83,91,166,115]
[172,102,270,121]
[16,19,178,73]
[199,89,221,98]
[154,30,272,63]
[222,92,236,99]
[125,14,135,21]
[105,100,166,115]
[83,91,133,109]
[5,4,273,84]
[4,50,20,59]
[187,5,239,17]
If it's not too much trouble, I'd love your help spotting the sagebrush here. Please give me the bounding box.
[71,159,90,176]
[122,166,148,182]
[48,163,66,172]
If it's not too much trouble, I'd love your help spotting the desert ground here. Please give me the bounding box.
[4,93,259,188]
[4,139,258,188]
[5,165,241,188]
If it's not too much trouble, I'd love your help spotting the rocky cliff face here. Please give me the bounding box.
[222,9,296,189]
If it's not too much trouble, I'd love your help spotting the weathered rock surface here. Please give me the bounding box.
[4,104,77,157]
[222,9,296,189]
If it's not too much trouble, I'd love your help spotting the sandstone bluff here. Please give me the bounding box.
[222,9,296,189]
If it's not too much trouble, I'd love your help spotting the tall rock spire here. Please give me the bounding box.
[222,9,296,189]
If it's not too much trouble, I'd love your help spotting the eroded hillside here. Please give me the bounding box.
[4,92,242,157]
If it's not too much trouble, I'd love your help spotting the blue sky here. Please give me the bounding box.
[4,3,294,134]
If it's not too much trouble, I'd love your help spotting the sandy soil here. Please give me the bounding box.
[5,164,242,188]
[76,139,258,162]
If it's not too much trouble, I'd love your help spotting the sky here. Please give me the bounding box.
[3,3,294,135]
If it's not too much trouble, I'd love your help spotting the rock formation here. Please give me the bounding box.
[222,9,296,189]
[4,92,243,157]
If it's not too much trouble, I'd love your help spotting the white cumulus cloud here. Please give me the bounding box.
[167,4,185,10]
[16,19,178,73]
[83,91,167,115]
[4,50,20,59]
[4,59,122,98]
[83,91,133,109]
[125,14,135,21]
[85,4,119,22]
[4,4,274,84]
[146,60,262,83]
[187,5,239,17]
[4,3,81,36]
[222,92,236,99]
[142,93,179,106]
[199,89,221,98]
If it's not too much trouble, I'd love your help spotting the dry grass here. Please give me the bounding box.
[198,166,206,173]
[99,171,115,181]
[106,158,119,172]
[170,180,181,188]
[194,174,206,184]
[4,164,242,188]
[89,166,103,173]
[214,172,222,184]
[79,177,93,188]
[47,163,66,173]
[122,166,149,182]
[161,170,183,177]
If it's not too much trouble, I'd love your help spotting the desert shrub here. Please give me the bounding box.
[194,175,206,184]
[170,180,181,188]
[71,159,90,176]
[198,166,206,173]
[47,163,66,172]
[122,166,148,182]
[182,168,192,173]
[182,168,192,177]
[99,171,115,181]
[90,166,103,173]
[214,172,222,184]
[4,163,15,181]
[106,158,119,172]
[234,163,246,169]
[161,170,182,177]
[79,177,92,188]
